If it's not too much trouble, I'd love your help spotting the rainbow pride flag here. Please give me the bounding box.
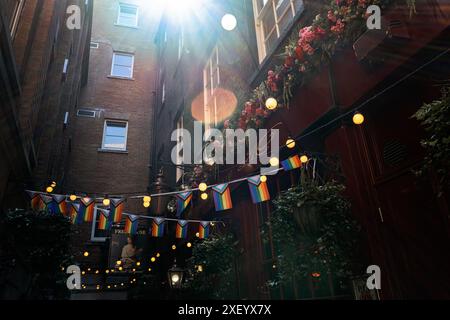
[151,217,165,237]
[176,220,189,239]
[198,221,210,239]
[124,215,139,234]
[281,155,302,171]
[212,183,232,211]
[247,176,270,204]
[70,203,84,225]
[176,192,192,218]
[39,195,53,212]
[98,209,111,231]
[50,195,68,216]
[26,191,41,210]
[79,197,95,222]
[109,198,125,223]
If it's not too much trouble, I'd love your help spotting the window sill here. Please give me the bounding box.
[107,75,135,81]
[114,23,139,29]
[98,148,129,154]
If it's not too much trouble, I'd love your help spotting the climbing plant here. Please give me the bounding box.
[412,85,450,194]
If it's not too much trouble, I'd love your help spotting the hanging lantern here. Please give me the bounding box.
[265,97,278,110]
[352,112,364,125]
[168,259,184,290]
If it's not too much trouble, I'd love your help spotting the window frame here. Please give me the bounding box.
[116,3,139,28]
[110,52,135,79]
[203,46,220,131]
[252,0,304,63]
[101,120,129,151]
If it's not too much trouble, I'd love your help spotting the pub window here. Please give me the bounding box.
[111,52,134,78]
[117,3,139,27]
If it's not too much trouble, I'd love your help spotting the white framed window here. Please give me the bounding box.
[90,42,99,49]
[253,0,304,62]
[111,52,134,78]
[117,3,139,27]
[203,46,220,131]
[90,205,107,242]
[102,120,128,151]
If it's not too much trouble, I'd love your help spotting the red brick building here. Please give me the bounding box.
[0,0,92,210]
[154,0,450,299]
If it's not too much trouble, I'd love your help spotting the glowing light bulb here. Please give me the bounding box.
[196,232,200,238]
[46,186,54,193]
[172,245,177,250]
[260,175,267,183]
[286,139,296,149]
[199,183,207,192]
[156,253,160,258]
[143,201,150,208]
[103,198,110,206]
[83,251,89,257]
[221,13,237,31]
[143,196,151,203]
[171,274,180,283]
[151,257,156,262]
[353,112,365,125]
[265,97,278,110]
[69,194,77,201]
[187,242,192,248]
[201,193,208,200]
[269,157,279,167]
[300,155,309,164]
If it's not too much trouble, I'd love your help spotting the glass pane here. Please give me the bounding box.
[265,29,278,53]
[293,0,304,14]
[104,136,126,149]
[261,3,275,35]
[277,9,292,33]
[112,65,132,78]
[106,122,127,136]
[275,0,290,15]
[114,54,133,67]
[120,5,137,15]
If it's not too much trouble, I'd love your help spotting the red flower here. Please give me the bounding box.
[295,46,304,61]
[284,56,295,67]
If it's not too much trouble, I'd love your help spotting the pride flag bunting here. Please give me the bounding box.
[79,197,95,222]
[51,195,68,216]
[281,155,302,171]
[70,203,84,225]
[198,221,210,239]
[124,215,139,234]
[98,209,111,231]
[109,198,125,223]
[39,195,53,212]
[27,191,41,210]
[176,220,189,239]
[212,183,232,211]
[247,176,270,204]
[151,217,165,237]
[176,192,192,218]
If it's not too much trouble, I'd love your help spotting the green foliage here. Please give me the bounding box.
[0,209,73,299]
[263,179,362,288]
[412,86,450,193]
[182,233,238,299]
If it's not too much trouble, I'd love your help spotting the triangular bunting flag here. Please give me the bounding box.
[198,221,210,239]
[70,203,84,225]
[50,194,68,216]
[98,209,111,231]
[212,183,232,211]
[39,195,53,212]
[281,155,302,171]
[124,215,139,234]
[79,197,95,222]
[176,220,189,239]
[151,217,165,237]
[109,198,125,223]
[176,192,192,218]
[26,191,41,211]
[247,176,270,203]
